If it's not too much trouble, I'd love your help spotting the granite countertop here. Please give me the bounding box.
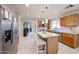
[37,31,59,39]
[47,28,79,34]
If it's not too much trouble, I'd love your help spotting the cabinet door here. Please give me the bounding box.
[62,33,74,48]
[62,37,74,48]
[62,33,74,38]
[60,17,66,26]
[66,15,78,26]
[46,37,58,54]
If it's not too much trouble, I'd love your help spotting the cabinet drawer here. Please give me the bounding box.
[62,33,74,38]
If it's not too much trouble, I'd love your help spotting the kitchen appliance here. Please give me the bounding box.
[1,19,12,54]
[0,5,19,54]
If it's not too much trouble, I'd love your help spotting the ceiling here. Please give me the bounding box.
[3,4,79,20]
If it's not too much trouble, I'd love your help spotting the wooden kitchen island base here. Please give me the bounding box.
[46,37,58,54]
[37,31,59,54]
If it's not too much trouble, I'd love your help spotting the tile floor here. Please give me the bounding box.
[17,32,79,54]
[58,42,79,54]
[17,32,37,54]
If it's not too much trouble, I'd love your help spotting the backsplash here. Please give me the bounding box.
[60,27,73,32]
[71,26,79,33]
[60,26,79,33]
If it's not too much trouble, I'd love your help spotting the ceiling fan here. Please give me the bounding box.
[64,4,74,9]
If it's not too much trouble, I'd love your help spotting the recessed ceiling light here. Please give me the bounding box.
[25,4,29,7]
[54,11,58,14]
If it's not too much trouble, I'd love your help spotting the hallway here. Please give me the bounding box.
[17,32,37,54]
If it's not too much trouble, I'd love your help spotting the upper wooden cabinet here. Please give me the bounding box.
[66,14,78,26]
[60,14,79,26]
[60,17,67,26]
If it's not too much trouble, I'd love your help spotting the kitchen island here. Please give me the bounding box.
[37,31,59,54]
[47,29,79,48]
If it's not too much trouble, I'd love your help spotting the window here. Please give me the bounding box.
[52,21,60,28]
[3,9,9,19]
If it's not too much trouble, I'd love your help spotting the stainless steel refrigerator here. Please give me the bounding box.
[0,5,19,54]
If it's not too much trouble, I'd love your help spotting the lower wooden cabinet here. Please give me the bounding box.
[62,37,74,48]
[62,33,79,48]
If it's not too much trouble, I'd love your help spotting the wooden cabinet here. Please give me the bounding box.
[66,14,78,26]
[62,33,74,38]
[62,33,74,48]
[46,37,58,54]
[60,14,79,26]
[60,17,67,26]
[62,33,79,48]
